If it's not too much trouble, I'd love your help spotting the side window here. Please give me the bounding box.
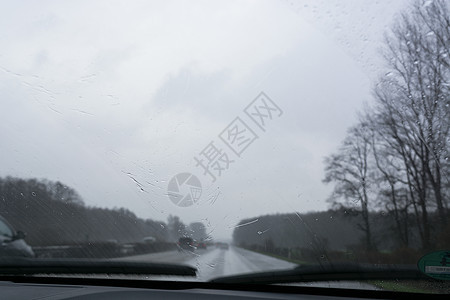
[0,219,13,237]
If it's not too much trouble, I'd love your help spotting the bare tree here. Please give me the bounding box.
[369,0,449,248]
[368,124,412,247]
[167,215,186,241]
[188,222,207,242]
[324,124,376,250]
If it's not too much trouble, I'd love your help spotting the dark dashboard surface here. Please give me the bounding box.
[0,278,443,300]
[0,281,342,300]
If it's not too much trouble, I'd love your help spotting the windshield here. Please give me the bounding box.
[0,0,449,294]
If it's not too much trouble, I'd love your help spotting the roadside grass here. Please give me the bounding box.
[239,247,449,294]
[368,280,444,294]
[368,281,429,293]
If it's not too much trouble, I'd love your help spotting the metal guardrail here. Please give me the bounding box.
[32,242,177,259]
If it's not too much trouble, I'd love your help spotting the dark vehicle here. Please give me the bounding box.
[0,216,34,258]
[177,237,194,251]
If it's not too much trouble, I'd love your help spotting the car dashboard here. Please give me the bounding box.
[0,276,441,300]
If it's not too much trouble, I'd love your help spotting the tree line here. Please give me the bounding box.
[0,176,207,247]
[233,208,447,263]
[233,0,448,261]
[323,0,449,251]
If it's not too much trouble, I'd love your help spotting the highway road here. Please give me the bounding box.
[119,245,294,281]
[118,245,379,290]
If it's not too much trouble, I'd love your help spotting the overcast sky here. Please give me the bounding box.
[0,0,409,239]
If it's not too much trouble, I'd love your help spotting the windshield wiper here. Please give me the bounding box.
[210,263,429,284]
[0,257,196,277]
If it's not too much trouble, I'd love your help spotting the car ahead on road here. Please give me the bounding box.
[177,237,194,251]
[0,215,34,258]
